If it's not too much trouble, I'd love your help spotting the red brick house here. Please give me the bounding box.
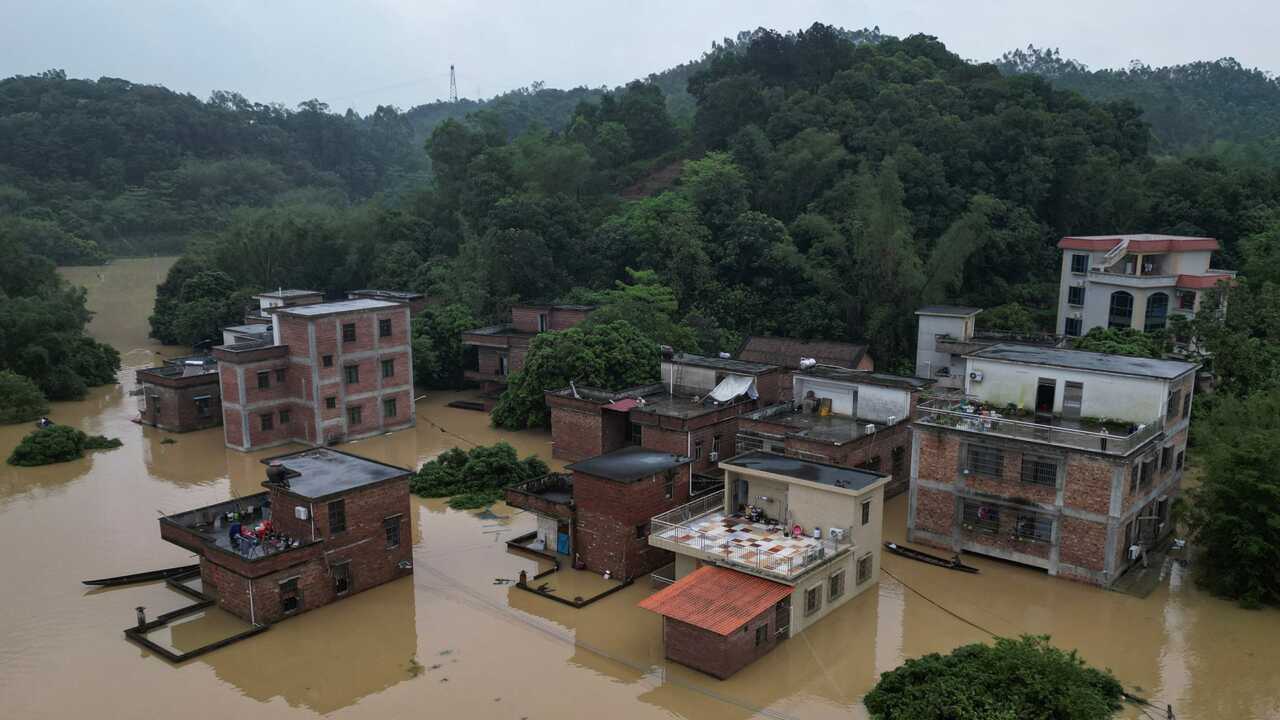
[135,355,222,433]
[346,289,432,315]
[159,448,413,624]
[213,298,414,451]
[461,303,595,402]
[909,344,1198,586]
[736,337,873,399]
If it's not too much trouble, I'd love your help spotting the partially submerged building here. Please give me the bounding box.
[159,448,413,624]
[642,452,887,678]
[213,298,414,451]
[135,355,222,433]
[461,303,595,404]
[737,366,933,497]
[909,343,1198,586]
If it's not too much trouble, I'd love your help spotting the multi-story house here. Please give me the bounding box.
[642,452,887,679]
[908,343,1198,586]
[461,303,595,404]
[213,298,414,451]
[159,448,413,624]
[1054,234,1236,337]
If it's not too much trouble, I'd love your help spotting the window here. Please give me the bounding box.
[712,435,720,456]
[663,472,673,499]
[384,516,401,548]
[378,318,391,337]
[382,359,395,378]
[861,499,872,526]
[274,368,285,383]
[194,396,211,417]
[693,440,703,461]
[804,586,822,616]
[322,354,333,368]
[1020,457,1058,487]
[1142,459,1154,489]
[1067,285,1085,306]
[325,396,337,409]
[1161,446,1172,472]
[1109,291,1134,328]
[1179,290,1196,311]
[892,446,906,480]
[1145,292,1169,332]
[342,323,356,342]
[1070,253,1089,274]
[755,624,769,647]
[1167,389,1182,422]
[1064,317,1082,337]
[538,313,548,332]
[860,455,882,472]
[279,409,291,425]
[257,371,270,389]
[279,578,300,613]
[828,571,845,601]
[966,445,1003,478]
[857,554,873,584]
[344,365,360,384]
[333,562,351,595]
[627,422,642,445]
[1130,464,1141,494]
[348,406,362,425]
[328,499,346,534]
[962,501,1001,534]
[1182,392,1192,420]
[260,413,273,431]
[1176,450,1185,471]
[383,397,397,418]
[635,522,649,540]
[1015,512,1053,542]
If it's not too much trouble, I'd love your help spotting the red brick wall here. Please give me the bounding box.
[1062,456,1113,515]
[1059,516,1107,572]
[511,306,543,333]
[754,370,786,405]
[913,486,955,537]
[224,407,245,447]
[574,466,692,579]
[548,397,604,461]
[960,526,1052,561]
[220,366,240,404]
[137,378,222,432]
[662,605,780,679]
[550,308,591,330]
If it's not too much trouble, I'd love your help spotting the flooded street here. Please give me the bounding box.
[1,257,1277,719]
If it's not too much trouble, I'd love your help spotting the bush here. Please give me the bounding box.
[409,442,548,509]
[0,371,49,424]
[7,425,122,466]
[864,635,1124,720]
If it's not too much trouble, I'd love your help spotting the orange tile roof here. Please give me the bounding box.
[1058,234,1219,252]
[1176,273,1237,289]
[638,566,793,635]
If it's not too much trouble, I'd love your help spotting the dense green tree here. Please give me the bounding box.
[7,424,121,466]
[864,635,1124,720]
[411,303,478,390]
[1071,327,1167,358]
[0,370,49,424]
[409,442,549,509]
[580,269,701,351]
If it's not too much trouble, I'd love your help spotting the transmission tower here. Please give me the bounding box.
[449,65,458,103]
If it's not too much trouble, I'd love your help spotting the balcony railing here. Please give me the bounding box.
[916,397,1160,455]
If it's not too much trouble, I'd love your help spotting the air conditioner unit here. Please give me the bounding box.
[970,370,984,382]
[294,506,309,520]
[865,424,876,435]
[829,528,845,541]
[709,451,719,462]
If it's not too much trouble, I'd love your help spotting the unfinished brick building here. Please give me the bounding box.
[908,343,1198,586]
[159,448,413,624]
[736,336,873,399]
[462,303,595,403]
[213,298,414,451]
[135,355,222,433]
[737,366,933,497]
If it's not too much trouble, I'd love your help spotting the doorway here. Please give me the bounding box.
[774,596,791,640]
[1035,378,1057,415]
[733,477,749,513]
[1062,381,1083,420]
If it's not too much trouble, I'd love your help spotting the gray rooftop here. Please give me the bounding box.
[722,451,886,491]
[349,289,424,300]
[915,305,982,317]
[223,323,272,335]
[274,298,401,317]
[566,446,691,483]
[744,404,890,444]
[667,352,777,375]
[797,366,933,390]
[254,289,322,299]
[970,344,1198,380]
[263,448,410,499]
[463,323,533,337]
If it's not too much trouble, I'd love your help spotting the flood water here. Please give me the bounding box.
[1,256,1276,720]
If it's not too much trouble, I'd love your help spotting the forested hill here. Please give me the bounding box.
[996,46,1280,161]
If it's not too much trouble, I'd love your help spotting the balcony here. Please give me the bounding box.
[916,397,1160,456]
[650,490,852,582]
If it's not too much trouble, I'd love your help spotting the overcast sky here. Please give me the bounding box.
[3,1,1275,114]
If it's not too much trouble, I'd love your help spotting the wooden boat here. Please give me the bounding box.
[883,542,979,573]
[82,564,200,587]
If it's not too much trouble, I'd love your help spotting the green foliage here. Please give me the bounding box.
[580,269,701,351]
[1071,327,1167,358]
[977,303,1039,334]
[864,635,1124,720]
[0,371,48,424]
[1184,391,1280,607]
[7,425,122,466]
[492,321,659,430]
[408,443,549,509]
[411,304,478,390]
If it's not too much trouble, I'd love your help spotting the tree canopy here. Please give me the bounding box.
[409,443,549,509]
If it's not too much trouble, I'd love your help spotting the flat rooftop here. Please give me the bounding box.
[263,448,411,499]
[797,366,933,390]
[722,451,885,491]
[566,446,690,483]
[633,391,752,419]
[463,323,534,338]
[915,305,982,317]
[348,289,424,300]
[254,289,322,299]
[273,298,401,317]
[667,352,777,375]
[744,404,885,444]
[223,323,272,335]
[970,344,1198,380]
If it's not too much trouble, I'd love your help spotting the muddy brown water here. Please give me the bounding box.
[0,256,1276,719]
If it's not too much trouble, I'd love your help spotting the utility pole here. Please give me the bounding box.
[449,65,458,103]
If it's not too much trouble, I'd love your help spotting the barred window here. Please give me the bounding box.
[1015,512,1053,542]
[1068,285,1085,306]
[1064,317,1082,337]
[962,501,1001,534]
[1020,457,1057,487]
[966,445,1003,477]
[1167,389,1182,422]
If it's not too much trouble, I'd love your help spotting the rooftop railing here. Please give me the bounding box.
[916,397,1161,455]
